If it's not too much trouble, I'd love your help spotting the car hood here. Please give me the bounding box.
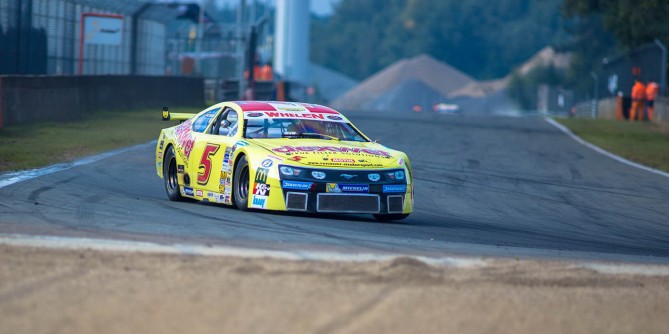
[249,138,401,169]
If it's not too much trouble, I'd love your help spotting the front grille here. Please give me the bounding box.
[387,195,404,213]
[286,192,308,211]
[317,194,380,213]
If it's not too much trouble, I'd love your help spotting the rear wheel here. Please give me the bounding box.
[233,155,250,211]
[373,213,409,222]
[163,146,184,201]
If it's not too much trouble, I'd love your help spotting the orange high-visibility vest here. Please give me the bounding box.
[632,82,646,100]
[646,82,659,101]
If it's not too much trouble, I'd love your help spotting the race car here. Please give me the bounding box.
[155,101,413,221]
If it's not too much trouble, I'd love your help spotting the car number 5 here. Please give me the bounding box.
[197,143,220,185]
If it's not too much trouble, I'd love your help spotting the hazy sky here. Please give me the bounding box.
[216,0,338,16]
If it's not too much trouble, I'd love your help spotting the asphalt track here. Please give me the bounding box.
[1,112,669,263]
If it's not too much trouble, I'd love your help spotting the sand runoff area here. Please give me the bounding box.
[1,244,668,334]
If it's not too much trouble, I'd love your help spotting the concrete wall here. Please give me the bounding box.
[0,75,204,128]
[591,96,669,124]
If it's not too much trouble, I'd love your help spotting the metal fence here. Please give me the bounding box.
[601,40,666,99]
[0,0,177,75]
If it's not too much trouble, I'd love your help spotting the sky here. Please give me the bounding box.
[216,0,338,16]
[310,0,338,16]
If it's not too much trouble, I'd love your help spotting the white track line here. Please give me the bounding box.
[3,234,669,275]
[0,141,156,189]
[0,234,485,268]
[545,117,669,179]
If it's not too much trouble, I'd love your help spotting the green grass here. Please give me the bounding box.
[0,108,199,172]
[555,118,669,172]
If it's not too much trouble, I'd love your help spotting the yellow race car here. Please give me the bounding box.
[156,101,413,221]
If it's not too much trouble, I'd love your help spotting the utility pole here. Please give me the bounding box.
[236,0,246,100]
[196,0,204,76]
[655,39,667,95]
[590,71,599,118]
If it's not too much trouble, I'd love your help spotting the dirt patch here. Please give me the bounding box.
[1,245,668,334]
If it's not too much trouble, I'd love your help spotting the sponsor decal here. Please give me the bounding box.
[220,171,228,180]
[305,161,384,168]
[175,119,195,158]
[247,112,263,117]
[207,192,214,198]
[282,180,312,190]
[289,156,306,162]
[326,183,369,193]
[342,184,369,193]
[340,174,356,179]
[177,165,185,173]
[331,158,354,163]
[272,145,391,158]
[395,171,405,179]
[235,140,249,147]
[398,158,405,165]
[267,154,284,161]
[196,190,203,197]
[219,184,225,193]
[368,173,380,182]
[159,140,164,149]
[225,175,232,186]
[261,159,273,168]
[311,171,326,179]
[157,161,162,168]
[255,168,269,183]
[253,182,270,196]
[326,183,341,193]
[263,111,329,119]
[251,195,267,208]
[327,115,343,120]
[383,184,407,193]
[184,187,194,196]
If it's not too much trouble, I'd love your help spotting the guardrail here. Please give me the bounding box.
[571,96,669,123]
[0,75,204,129]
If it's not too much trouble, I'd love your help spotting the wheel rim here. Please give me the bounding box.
[167,156,178,193]
[237,165,249,201]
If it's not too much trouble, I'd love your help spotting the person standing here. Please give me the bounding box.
[629,79,646,121]
[646,81,659,121]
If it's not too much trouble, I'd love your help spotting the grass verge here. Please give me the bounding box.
[0,108,199,172]
[555,118,669,172]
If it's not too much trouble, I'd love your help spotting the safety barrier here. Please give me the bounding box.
[571,96,668,124]
[0,75,204,129]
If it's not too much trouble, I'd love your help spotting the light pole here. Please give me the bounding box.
[590,71,599,118]
[655,38,666,95]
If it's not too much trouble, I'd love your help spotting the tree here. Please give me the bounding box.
[310,0,568,81]
[563,0,669,49]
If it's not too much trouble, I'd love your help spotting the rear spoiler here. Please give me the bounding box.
[162,106,195,122]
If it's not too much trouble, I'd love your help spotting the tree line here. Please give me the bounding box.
[311,0,669,107]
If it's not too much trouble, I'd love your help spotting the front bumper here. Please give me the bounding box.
[280,180,409,214]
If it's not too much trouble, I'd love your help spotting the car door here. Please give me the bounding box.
[188,108,239,202]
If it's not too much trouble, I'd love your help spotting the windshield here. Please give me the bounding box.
[244,118,368,142]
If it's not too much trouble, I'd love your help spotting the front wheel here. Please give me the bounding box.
[373,213,409,222]
[233,155,250,211]
[163,146,184,201]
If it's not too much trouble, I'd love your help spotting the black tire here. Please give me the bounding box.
[163,146,184,201]
[373,213,410,222]
[233,155,250,211]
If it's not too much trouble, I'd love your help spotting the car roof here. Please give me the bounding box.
[231,101,340,115]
